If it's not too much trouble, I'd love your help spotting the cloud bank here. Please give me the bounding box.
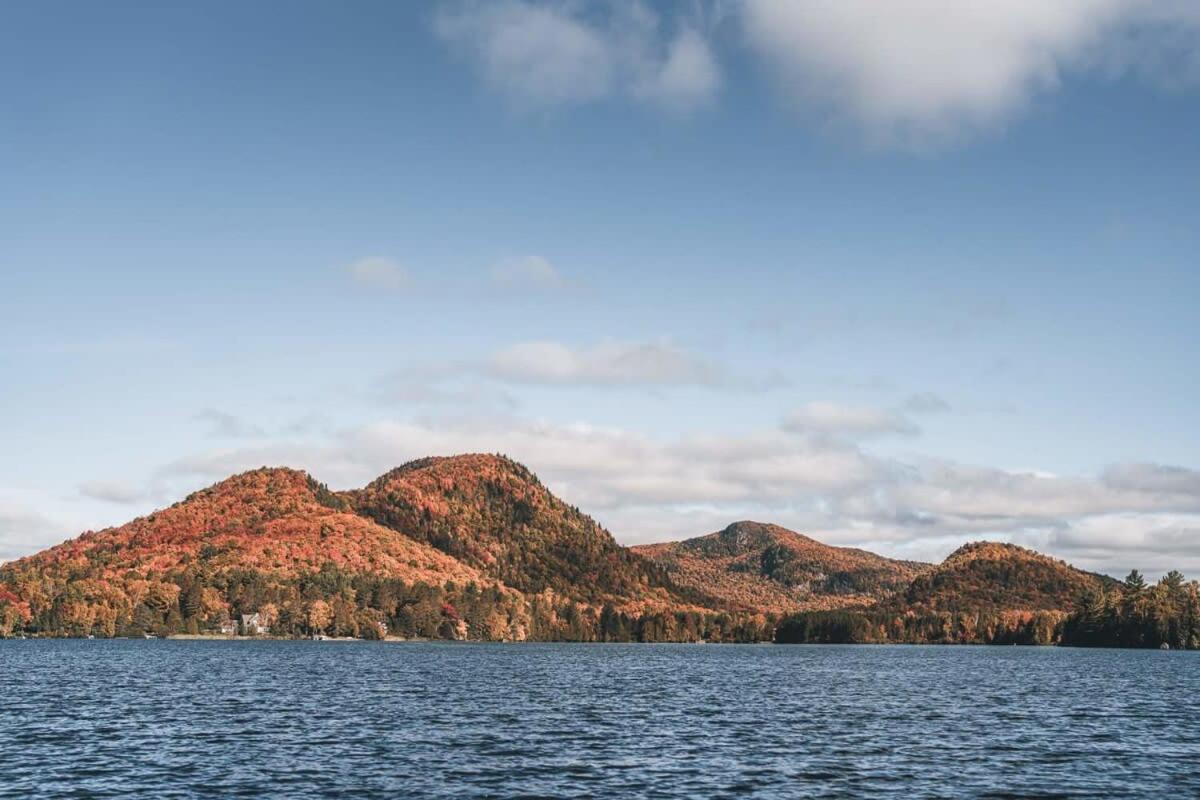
[488,339,725,387]
[434,1,720,110]
[783,401,920,438]
[128,411,1200,578]
[0,500,69,563]
[434,1,1200,146]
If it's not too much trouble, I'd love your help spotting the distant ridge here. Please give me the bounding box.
[775,540,1126,645]
[633,521,928,613]
[0,454,1153,644]
[0,455,745,641]
[892,540,1119,614]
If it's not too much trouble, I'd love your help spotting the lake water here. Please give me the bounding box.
[1,642,1197,798]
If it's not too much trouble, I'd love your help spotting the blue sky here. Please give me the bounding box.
[2,1,1198,576]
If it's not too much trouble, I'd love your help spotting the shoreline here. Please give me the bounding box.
[5,636,1180,650]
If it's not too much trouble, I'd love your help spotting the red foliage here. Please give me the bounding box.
[1,466,489,587]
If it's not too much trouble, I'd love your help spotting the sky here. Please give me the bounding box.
[2,0,1198,577]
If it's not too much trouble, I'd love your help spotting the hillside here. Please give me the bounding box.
[10,468,488,584]
[0,457,767,642]
[0,456,1154,646]
[347,455,677,604]
[891,541,1117,613]
[776,541,1120,645]
[633,521,928,614]
[0,467,513,639]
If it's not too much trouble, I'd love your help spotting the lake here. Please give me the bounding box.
[1,641,1197,798]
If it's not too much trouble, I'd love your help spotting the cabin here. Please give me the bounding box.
[217,619,237,636]
[240,613,270,636]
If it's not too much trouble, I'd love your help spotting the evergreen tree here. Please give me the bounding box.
[1123,570,1147,600]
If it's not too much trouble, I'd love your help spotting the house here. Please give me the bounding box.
[240,612,270,636]
[217,619,237,636]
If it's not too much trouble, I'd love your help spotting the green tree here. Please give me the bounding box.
[1123,570,1147,599]
[1162,570,1185,594]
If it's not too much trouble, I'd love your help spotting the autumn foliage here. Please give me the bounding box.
[775,542,1133,645]
[0,455,765,641]
[633,521,928,613]
[2,455,1190,647]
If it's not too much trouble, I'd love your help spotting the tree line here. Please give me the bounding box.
[0,562,776,643]
[775,569,1200,648]
[1060,570,1200,649]
[7,556,1195,648]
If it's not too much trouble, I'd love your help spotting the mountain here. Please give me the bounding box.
[0,456,757,642]
[0,455,1155,646]
[891,541,1118,614]
[0,467,516,639]
[775,541,1121,645]
[347,455,676,604]
[13,467,489,585]
[632,521,928,614]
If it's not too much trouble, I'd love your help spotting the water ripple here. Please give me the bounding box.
[1,642,1197,798]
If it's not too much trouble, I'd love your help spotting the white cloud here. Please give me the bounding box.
[742,0,1200,146]
[154,417,881,516]
[194,409,267,439]
[431,1,1200,143]
[488,339,724,387]
[17,413,1200,577]
[783,401,919,438]
[0,501,69,562]
[372,339,781,402]
[489,255,564,288]
[1038,513,1200,575]
[1101,462,1200,495]
[78,480,148,505]
[345,257,409,291]
[435,1,612,105]
[434,1,721,110]
[144,414,1200,577]
[893,460,1200,522]
[632,27,722,110]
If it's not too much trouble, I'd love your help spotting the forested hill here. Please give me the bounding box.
[346,455,677,603]
[892,541,1119,613]
[632,521,928,613]
[8,467,489,584]
[1,455,1196,648]
[774,541,1109,645]
[0,456,764,642]
[774,542,1200,648]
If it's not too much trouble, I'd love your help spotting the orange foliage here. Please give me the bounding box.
[895,540,1117,614]
[0,456,1120,643]
[634,521,929,614]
